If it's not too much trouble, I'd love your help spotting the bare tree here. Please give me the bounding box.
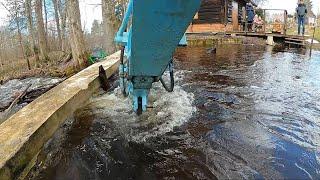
[67,0,88,69]
[43,0,48,43]
[1,1,31,70]
[101,0,118,54]
[25,0,40,67]
[58,0,67,51]
[35,0,49,61]
[52,0,62,50]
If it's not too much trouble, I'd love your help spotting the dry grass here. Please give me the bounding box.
[313,28,320,42]
[0,51,78,84]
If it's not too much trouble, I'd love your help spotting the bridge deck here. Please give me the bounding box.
[226,31,307,40]
[187,32,308,47]
[187,32,306,40]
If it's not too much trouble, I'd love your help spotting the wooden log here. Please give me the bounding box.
[5,84,32,114]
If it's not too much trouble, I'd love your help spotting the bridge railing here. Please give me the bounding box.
[241,9,288,35]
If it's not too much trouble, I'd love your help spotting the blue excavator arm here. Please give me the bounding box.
[115,0,201,115]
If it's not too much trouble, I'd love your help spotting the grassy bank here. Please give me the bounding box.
[0,51,77,84]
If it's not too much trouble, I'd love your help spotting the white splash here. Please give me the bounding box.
[85,70,196,142]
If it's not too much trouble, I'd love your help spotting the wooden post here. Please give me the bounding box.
[310,26,316,57]
[267,36,274,46]
[232,1,239,31]
[224,0,228,25]
[263,9,266,33]
[98,65,109,91]
[243,6,247,32]
[284,10,288,35]
[224,0,228,34]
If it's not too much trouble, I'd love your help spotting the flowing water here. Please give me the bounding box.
[33,44,320,180]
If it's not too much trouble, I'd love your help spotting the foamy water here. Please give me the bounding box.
[83,70,196,142]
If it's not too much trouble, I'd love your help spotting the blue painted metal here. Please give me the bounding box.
[115,0,201,114]
[179,34,188,46]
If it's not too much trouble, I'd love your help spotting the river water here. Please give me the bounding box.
[33,44,320,180]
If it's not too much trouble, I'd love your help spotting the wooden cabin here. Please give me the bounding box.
[187,0,257,33]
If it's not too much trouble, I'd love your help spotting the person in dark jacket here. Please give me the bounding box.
[296,0,308,35]
[246,3,255,31]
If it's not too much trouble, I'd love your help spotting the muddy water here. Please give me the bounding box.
[34,45,320,179]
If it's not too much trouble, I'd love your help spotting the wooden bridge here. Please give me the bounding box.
[187,31,307,47]
[225,31,307,46]
[188,6,311,48]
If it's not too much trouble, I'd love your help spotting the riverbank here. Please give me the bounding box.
[0,51,72,84]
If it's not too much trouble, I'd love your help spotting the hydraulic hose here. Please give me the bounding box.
[120,46,127,96]
[160,61,174,92]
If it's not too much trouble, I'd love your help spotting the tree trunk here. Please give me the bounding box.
[67,0,87,70]
[58,0,67,51]
[16,17,31,70]
[35,0,49,61]
[12,0,31,70]
[101,0,117,54]
[0,41,4,72]
[43,0,48,47]
[25,0,40,67]
[53,0,62,50]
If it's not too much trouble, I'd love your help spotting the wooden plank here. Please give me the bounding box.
[194,18,221,23]
[284,41,305,46]
[285,38,305,42]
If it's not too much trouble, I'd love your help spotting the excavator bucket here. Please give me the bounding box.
[130,0,200,76]
[115,0,201,114]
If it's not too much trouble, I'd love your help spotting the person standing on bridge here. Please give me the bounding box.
[246,3,255,32]
[296,0,308,36]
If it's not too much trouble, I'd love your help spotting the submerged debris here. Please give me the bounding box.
[0,77,64,123]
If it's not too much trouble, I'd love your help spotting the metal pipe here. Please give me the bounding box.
[115,0,133,41]
[120,46,126,95]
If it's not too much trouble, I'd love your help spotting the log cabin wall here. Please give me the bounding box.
[192,0,225,24]
[188,0,250,33]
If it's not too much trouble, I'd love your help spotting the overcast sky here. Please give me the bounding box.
[79,0,102,31]
[262,0,320,14]
[0,0,102,31]
[0,0,319,31]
